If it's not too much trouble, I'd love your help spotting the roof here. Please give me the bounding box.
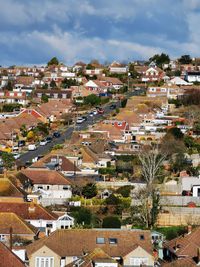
[66,248,118,267]
[162,258,196,267]
[20,169,71,185]
[0,202,58,220]
[26,229,153,258]
[0,178,25,198]
[0,241,25,267]
[166,227,200,260]
[0,212,38,235]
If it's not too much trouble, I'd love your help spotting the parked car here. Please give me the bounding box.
[92,110,98,115]
[12,145,19,151]
[46,136,52,143]
[28,144,37,151]
[76,117,85,124]
[12,153,21,159]
[97,108,104,114]
[18,140,26,147]
[40,139,47,146]
[109,104,116,110]
[53,131,61,138]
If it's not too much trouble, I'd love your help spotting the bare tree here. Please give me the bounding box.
[138,147,166,185]
[131,146,166,228]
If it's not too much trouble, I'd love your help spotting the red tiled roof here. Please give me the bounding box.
[0,241,25,267]
[21,169,71,185]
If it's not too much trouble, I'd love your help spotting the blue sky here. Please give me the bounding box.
[0,0,200,65]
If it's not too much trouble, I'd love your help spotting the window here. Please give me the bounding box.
[35,257,54,267]
[96,237,105,244]
[46,224,52,228]
[130,257,148,266]
[63,186,69,190]
[0,235,5,241]
[109,238,117,244]
[140,234,145,240]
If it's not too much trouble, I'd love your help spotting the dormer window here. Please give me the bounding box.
[96,237,105,244]
[109,238,117,244]
[140,234,145,240]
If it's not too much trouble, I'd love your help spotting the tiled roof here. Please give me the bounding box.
[0,202,58,220]
[26,229,153,258]
[20,169,71,185]
[0,212,38,235]
[166,227,200,263]
[66,248,118,267]
[0,241,25,267]
[0,178,25,198]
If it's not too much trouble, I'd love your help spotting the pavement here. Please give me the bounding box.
[19,89,142,165]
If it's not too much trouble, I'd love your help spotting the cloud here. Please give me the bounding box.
[0,0,199,64]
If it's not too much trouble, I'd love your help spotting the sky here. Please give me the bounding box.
[0,0,200,66]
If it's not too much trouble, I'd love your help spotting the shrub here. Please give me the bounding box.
[102,216,121,228]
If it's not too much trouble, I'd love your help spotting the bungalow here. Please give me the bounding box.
[34,89,72,100]
[98,76,123,90]
[141,66,165,82]
[0,90,29,106]
[0,202,74,236]
[109,61,127,74]
[84,80,107,93]
[0,212,39,247]
[26,229,154,267]
[19,169,72,206]
[185,71,200,83]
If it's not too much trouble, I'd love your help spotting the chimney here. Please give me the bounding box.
[9,227,13,250]
[188,225,192,234]
[28,202,35,213]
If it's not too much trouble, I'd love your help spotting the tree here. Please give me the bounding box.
[61,78,78,88]
[138,147,166,185]
[47,57,59,66]
[133,147,166,228]
[178,55,192,64]
[41,94,49,103]
[161,134,186,156]
[6,80,13,91]
[84,94,101,106]
[72,207,92,226]
[149,53,170,68]
[105,194,120,205]
[116,185,133,198]
[50,80,57,89]
[102,216,121,228]
[61,113,73,126]
[167,127,184,140]
[82,183,97,199]
[2,152,15,170]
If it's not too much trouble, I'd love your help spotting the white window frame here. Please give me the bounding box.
[0,234,5,241]
[35,257,54,267]
[130,257,148,266]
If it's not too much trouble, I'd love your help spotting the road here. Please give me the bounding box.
[19,89,142,165]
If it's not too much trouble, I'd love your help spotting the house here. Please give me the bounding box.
[141,66,165,82]
[185,71,200,83]
[34,89,72,100]
[84,80,107,93]
[109,61,127,74]
[0,212,38,246]
[19,169,72,206]
[0,90,29,106]
[163,226,200,266]
[0,178,26,203]
[0,241,26,267]
[26,229,154,267]
[97,76,123,90]
[0,202,74,235]
[168,76,192,86]
[31,154,82,177]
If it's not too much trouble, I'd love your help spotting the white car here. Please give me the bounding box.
[28,144,37,151]
[12,153,21,159]
[92,110,98,115]
[76,117,85,124]
[40,139,47,146]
